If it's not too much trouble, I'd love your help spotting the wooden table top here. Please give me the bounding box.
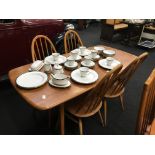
[8,45,137,111]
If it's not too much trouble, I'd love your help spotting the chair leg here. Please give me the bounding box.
[78,118,83,135]
[98,110,104,127]
[48,109,52,128]
[119,94,125,111]
[103,99,107,126]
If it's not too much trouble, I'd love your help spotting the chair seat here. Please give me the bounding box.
[66,100,102,118]
[105,88,125,98]
[114,24,128,30]
[145,26,155,31]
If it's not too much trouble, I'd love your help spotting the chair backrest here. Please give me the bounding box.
[31,35,57,62]
[107,52,148,96]
[136,68,155,134]
[74,64,123,115]
[64,30,83,53]
[136,52,148,68]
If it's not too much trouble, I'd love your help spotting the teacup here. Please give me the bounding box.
[79,67,89,77]
[79,46,86,54]
[84,55,92,65]
[106,57,114,66]
[91,50,98,59]
[44,61,52,73]
[52,53,60,61]
[71,49,79,59]
[51,73,69,86]
[67,56,75,66]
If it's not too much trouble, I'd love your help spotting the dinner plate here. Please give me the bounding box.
[79,49,91,56]
[45,55,67,65]
[98,59,121,70]
[49,79,71,88]
[81,60,95,68]
[71,68,98,84]
[16,71,48,89]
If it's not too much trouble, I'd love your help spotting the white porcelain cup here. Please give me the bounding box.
[71,49,79,59]
[106,57,114,66]
[91,50,98,58]
[67,57,75,66]
[84,56,92,65]
[44,61,52,73]
[52,53,60,61]
[79,67,89,77]
[79,46,86,54]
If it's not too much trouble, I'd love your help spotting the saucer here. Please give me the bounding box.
[64,61,78,70]
[49,79,71,88]
[98,59,121,70]
[81,60,95,68]
[79,49,91,56]
[67,55,82,61]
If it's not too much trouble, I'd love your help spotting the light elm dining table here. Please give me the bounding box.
[8,45,137,134]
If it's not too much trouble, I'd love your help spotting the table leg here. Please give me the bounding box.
[59,104,65,135]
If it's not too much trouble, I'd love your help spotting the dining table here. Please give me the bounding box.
[8,45,137,134]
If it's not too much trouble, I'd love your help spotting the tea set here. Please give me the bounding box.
[28,46,120,88]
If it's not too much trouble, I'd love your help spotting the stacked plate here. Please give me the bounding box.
[102,50,116,57]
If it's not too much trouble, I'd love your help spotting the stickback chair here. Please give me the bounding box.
[64,30,83,53]
[31,35,57,62]
[136,68,155,134]
[66,64,123,134]
[103,52,148,125]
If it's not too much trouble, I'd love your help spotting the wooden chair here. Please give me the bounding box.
[136,68,155,135]
[64,30,83,53]
[103,52,148,125]
[65,64,123,134]
[31,35,57,62]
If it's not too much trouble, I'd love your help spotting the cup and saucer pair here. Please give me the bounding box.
[89,49,100,61]
[81,55,95,68]
[68,49,82,61]
[98,57,121,70]
[49,73,71,88]
[64,56,78,70]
